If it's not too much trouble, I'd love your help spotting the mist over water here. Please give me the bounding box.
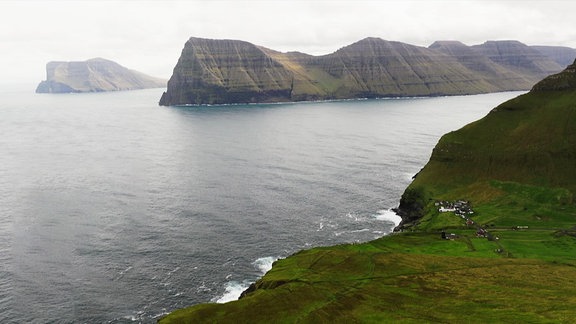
[0,87,522,322]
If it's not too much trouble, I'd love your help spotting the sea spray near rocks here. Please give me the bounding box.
[374,209,403,228]
[214,256,280,303]
[252,256,279,274]
[215,210,401,303]
[214,280,253,303]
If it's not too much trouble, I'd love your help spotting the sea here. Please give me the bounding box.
[0,85,523,323]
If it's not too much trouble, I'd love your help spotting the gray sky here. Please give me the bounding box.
[2,0,576,84]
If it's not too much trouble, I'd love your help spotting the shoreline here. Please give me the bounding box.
[164,90,526,108]
[234,208,403,302]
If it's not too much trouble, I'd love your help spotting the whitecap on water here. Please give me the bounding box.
[404,172,418,181]
[213,280,252,303]
[213,256,281,303]
[252,256,279,274]
[119,266,132,276]
[346,212,361,221]
[374,209,402,227]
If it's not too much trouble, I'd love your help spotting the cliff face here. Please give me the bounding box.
[159,38,295,105]
[471,41,561,78]
[532,45,576,68]
[160,37,573,106]
[429,41,537,90]
[36,58,166,93]
[312,38,499,97]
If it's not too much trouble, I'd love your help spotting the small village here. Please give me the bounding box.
[436,200,491,240]
[436,200,474,218]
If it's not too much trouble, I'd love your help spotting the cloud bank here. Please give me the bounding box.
[2,0,575,84]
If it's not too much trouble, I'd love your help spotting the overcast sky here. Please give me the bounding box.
[2,0,576,84]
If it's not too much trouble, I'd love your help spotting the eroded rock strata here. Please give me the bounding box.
[160,37,572,105]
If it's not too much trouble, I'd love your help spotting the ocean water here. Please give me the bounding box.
[0,86,522,323]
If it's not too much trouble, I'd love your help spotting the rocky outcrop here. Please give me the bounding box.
[160,37,572,106]
[36,58,166,93]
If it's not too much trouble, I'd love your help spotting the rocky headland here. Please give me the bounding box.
[159,37,574,105]
[159,60,576,322]
[36,58,166,93]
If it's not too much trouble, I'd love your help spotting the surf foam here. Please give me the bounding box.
[253,256,279,274]
[214,256,280,303]
[375,209,402,227]
[214,280,252,303]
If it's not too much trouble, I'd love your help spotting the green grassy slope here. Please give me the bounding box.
[411,91,576,194]
[160,62,576,323]
[162,236,576,323]
[403,62,576,232]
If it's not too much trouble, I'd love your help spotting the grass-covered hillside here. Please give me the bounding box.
[401,60,576,231]
[159,62,576,323]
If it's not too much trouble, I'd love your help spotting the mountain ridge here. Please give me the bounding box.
[159,37,574,105]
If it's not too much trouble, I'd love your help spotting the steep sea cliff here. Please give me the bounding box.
[159,37,570,106]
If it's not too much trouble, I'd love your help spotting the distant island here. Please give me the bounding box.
[159,59,576,323]
[159,37,576,106]
[36,58,166,93]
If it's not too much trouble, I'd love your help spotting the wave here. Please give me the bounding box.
[214,280,252,303]
[374,209,402,227]
[253,256,278,274]
[212,211,399,304]
[214,256,280,304]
